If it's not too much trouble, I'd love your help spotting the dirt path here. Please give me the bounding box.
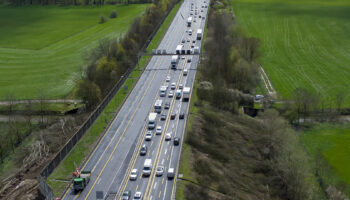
[0,99,82,106]
[260,65,277,99]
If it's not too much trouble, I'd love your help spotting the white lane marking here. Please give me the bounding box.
[161,159,164,165]
[154,182,157,189]
[172,124,174,129]
[165,149,168,155]
[97,178,101,185]
[150,196,153,200]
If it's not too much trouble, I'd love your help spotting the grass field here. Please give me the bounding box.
[231,0,350,107]
[0,4,148,100]
[302,123,350,194]
[47,1,182,196]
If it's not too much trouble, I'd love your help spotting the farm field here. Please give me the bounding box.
[231,0,350,107]
[0,4,148,100]
[302,123,350,194]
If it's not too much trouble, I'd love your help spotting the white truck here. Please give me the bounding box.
[176,45,183,54]
[187,17,192,27]
[182,87,191,101]
[148,112,157,129]
[193,46,200,54]
[154,99,163,113]
[171,55,179,69]
[196,29,203,40]
[143,159,152,176]
[160,86,167,97]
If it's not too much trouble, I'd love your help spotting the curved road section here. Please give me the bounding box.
[61,0,209,199]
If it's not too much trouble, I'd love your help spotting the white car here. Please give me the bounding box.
[156,166,164,176]
[166,76,171,82]
[179,84,183,89]
[167,168,175,179]
[165,132,172,141]
[156,126,162,135]
[145,131,152,141]
[133,191,142,200]
[171,82,176,90]
[130,169,138,181]
[168,91,174,98]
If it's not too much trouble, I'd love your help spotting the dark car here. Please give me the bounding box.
[173,137,180,145]
[161,113,167,121]
[171,113,176,120]
[140,144,147,156]
[165,102,170,109]
[179,112,185,119]
[122,190,131,200]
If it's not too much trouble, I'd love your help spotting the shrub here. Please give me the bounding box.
[110,10,117,18]
[99,15,108,24]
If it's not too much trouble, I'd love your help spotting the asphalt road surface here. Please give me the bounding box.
[61,0,209,199]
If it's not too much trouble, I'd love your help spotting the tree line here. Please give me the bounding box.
[75,0,178,109]
[3,0,151,6]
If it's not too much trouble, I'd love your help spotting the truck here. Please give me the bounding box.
[143,159,152,176]
[182,87,191,101]
[148,112,157,129]
[154,99,163,113]
[72,169,91,192]
[193,46,200,54]
[171,55,179,69]
[196,29,203,40]
[187,17,192,27]
[176,45,183,54]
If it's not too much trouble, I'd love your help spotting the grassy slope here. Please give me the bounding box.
[302,123,350,194]
[0,4,148,100]
[231,0,350,106]
[47,2,182,197]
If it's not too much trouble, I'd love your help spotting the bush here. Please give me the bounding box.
[110,10,117,18]
[99,15,108,24]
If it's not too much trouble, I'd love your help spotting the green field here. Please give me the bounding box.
[232,0,350,106]
[302,123,350,194]
[0,4,148,100]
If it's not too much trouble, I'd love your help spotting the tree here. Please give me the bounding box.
[335,92,345,112]
[38,90,48,125]
[4,92,16,122]
[75,79,102,110]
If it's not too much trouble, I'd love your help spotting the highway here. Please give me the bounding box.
[61,0,209,199]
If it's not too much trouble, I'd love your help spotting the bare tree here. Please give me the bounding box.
[4,92,16,122]
[38,90,48,125]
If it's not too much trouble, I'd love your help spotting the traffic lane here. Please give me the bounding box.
[121,60,184,198]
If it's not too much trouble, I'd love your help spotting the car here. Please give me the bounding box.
[179,84,183,89]
[171,82,176,90]
[188,29,192,35]
[202,16,205,19]
[160,91,166,97]
[187,58,192,63]
[201,9,204,12]
[122,190,131,200]
[183,68,188,76]
[167,168,175,179]
[190,12,193,15]
[199,15,201,18]
[166,76,171,82]
[181,55,185,59]
[187,38,190,42]
[164,102,170,109]
[174,137,180,145]
[179,112,185,119]
[205,5,208,8]
[161,113,166,121]
[181,38,186,43]
[171,113,176,120]
[191,44,194,48]
[130,169,138,181]
[156,126,162,135]
[168,91,174,98]
[193,19,196,22]
[165,132,172,141]
[156,166,164,176]
[140,144,147,156]
[133,191,142,200]
[145,131,152,141]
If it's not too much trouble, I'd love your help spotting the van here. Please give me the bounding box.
[183,68,188,76]
[143,159,152,176]
[167,168,175,179]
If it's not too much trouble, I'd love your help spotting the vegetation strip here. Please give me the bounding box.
[47,1,182,197]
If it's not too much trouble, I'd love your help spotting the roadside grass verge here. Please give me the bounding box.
[231,0,350,107]
[0,4,148,100]
[47,1,183,197]
[301,123,350,195]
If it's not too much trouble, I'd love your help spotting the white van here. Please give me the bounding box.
[183,68,188,76]
[167,168,175,179]
[143,159,152,176]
